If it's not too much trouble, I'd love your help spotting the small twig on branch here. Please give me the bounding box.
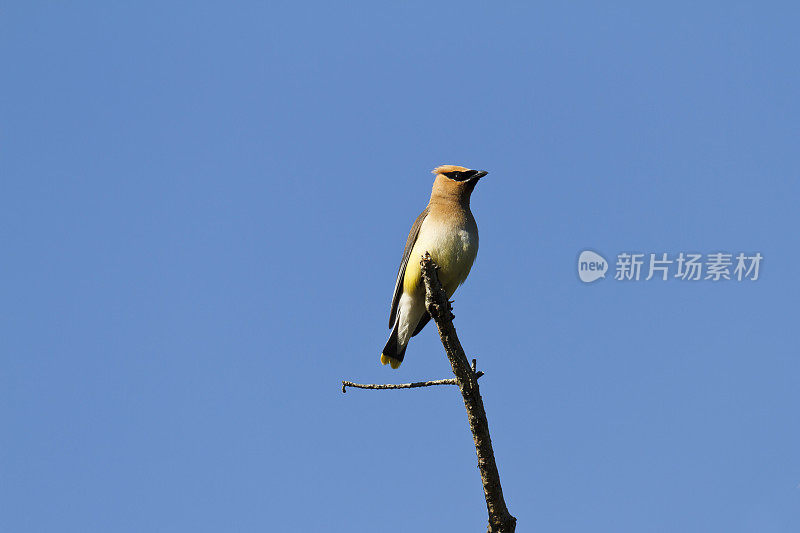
[342,372,484,394]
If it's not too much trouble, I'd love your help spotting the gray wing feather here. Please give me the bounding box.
[388,206,429,328]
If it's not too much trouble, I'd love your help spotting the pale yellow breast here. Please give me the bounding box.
[403,215,479,297]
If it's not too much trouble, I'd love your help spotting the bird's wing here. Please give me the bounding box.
[389,206,429,328]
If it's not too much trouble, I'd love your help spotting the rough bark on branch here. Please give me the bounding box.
[420,252,516,533]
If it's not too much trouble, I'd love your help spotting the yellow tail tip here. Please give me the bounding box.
[380,353,402,369]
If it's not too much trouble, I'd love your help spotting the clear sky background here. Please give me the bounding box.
[2,2,799,532]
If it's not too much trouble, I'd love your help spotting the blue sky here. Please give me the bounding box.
[2,2,799,531]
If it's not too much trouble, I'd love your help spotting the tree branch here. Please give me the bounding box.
[340,253,516,532]
[420,252,517,533]
[342,372,483,393]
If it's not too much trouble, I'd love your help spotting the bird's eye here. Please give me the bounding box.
[442,171,469,181]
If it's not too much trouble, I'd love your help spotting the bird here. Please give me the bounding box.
[381,165,488,369]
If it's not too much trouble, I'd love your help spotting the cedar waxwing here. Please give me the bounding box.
[381,165,488,369]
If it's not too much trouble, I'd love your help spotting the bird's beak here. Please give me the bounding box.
[473,170,488,179]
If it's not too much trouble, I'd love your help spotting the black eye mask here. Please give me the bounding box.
[442,170,478,181]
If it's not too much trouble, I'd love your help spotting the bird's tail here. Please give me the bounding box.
[380,323,407,369]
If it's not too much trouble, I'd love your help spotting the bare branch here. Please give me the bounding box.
[420,252,517,533]
[340,252,516,532]
[341,372,484,394]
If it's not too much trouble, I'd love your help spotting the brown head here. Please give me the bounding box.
[429,164,488,205]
